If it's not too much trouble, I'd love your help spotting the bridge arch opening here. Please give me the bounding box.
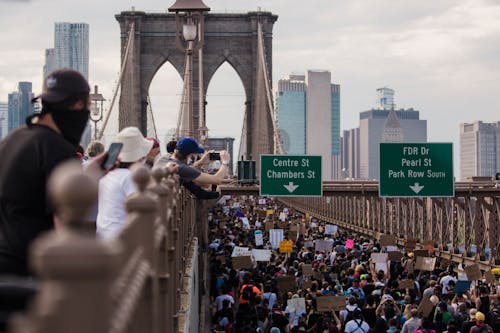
[205,61,246,159]
[148,60,184,152]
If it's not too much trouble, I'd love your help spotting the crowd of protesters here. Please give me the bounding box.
[207,197,500,333]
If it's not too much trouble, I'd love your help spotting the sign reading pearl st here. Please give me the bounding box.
[379,143,454,197]
[260,155,322,196]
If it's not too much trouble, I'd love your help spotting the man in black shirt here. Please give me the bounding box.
[0,69,95,275]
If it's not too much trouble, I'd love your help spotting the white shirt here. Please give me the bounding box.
[440,275,457,293]
[344,319,370,333]
[96,168,136,239]
[215,294,234,310]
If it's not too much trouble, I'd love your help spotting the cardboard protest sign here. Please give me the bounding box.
[266,209,274,216]
[414,250,430,258]
[287,298,306,312]
[418,297,434,317]
[415,256,436,271]
[485,271,497,285]
[232,246,251,257]
[316,296,346,312]
[453,280,472,294]
[464,264,482,281]
[277,220,287,229]
[325,224,338,235]
[375,262,388,273]
[265,222,273,232]
[315,240,334,253]
[388,251,403,262]
[232,256,252,270]
[290,224,298,232]
[302,264,313,277]
[371,253,388,263]
[345,239,354,249]
[301,240,312,249]
[405,239,417,251]
[269,229,284,249]
[257,210,267,219]
[399,279,414,289]
[277,276,297,293]
[299,224,307,235]
[255,231,264,246]
[279,240,293,253]
[301,280,313,290]
[288,230,298,241]
[251,249,272,262]
[379,234,396,247]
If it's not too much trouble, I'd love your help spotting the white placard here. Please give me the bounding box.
[255,231,264,246]
[241,217,250,229]
[386,245,398,252]
[325,225,338,235]
[375,262,388,273]
[255,221,262,228]
[258,199,266,205]
[232,246,251,257]
[287,297,306,312]
[252,249,272,261]
[269,229,284,249]
[232,202,240,208]
[371,253,389,263]
[279,212,287,222]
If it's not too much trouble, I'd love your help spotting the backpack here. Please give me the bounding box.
[241,285,256,302]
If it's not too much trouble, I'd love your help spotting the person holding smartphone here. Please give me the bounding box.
[96,127,153,239]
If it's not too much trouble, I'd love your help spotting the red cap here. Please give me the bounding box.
[147,137,160,149]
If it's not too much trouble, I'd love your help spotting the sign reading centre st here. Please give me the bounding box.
[260,155,322,196]
[380,143,454,197]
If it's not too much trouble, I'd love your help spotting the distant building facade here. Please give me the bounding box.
[359,89,427,180]
[206,137,235,175]
[54,22,89,79]
[8,82,34,133]
[43,48,56,79]
[276,70,341,180]
[341,128,360,179]
[0,102,7,139]
[460,121,500,180]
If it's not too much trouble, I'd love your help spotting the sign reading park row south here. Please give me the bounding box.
[260,155,322,196]
[379,143,454,197]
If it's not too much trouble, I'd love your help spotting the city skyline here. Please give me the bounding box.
[0,0,499,178]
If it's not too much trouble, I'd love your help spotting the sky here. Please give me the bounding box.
[1,0,499,176]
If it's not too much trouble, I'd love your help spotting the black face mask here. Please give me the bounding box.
[50,108,90,147]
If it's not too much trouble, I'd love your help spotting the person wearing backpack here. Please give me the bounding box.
[344,309,370,333]
[469,312,493,333]
[239,276,262,305]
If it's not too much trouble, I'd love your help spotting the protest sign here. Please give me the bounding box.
[302,280,313,290]
[388,251,403,261]
[464,264,482,281]
[258,199,266,205]
[287,298,306,312]
[288,230,298,241]
[255,221,262,228]
[265,222,273,232]
[315,240,334,253]
[255,230,264,246]
[453,280,472,294]
[232,246,251,257]
[269,229,284,249]
[399,279,414,289]
[375,262,388,273]
[280,240,293,253]
[304,240,314,248]
[316,296,346,312]
[277,276,297,293]
[405,239,417,251]
[371,253,388,263]
[232,256,252,270]
[302,264,313,277]
[279,212,287,222]
[414,250,429,258]
[345,239,354,249]
[485,271,497,285]
[325,225,338,235]
[266,209,274,216]
[379,234,396,247]
[415,257,436,271]
[418,297,434,317]
[277,220,287,229]
[252,249,272,262]
[241,217,250,229]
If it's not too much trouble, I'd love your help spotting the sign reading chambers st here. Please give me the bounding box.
[379,143,454,197]
[260,155,322,196]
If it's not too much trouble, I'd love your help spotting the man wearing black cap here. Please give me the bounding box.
[0,68,98,275]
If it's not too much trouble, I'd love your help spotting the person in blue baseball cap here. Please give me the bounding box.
[167,136,231,189]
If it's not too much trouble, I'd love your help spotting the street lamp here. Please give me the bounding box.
[169,0,210,139]
[89,85,105,141]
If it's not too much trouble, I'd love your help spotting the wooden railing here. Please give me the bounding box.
[9,161,205,333]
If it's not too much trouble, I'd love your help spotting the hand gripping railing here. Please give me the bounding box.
[9,162,201,333]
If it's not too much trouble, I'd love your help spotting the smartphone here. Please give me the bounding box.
[209,152,221,160]
[102,142,123,169]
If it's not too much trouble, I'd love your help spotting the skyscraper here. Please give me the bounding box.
[54,22,89,79]
[341,128,360,179]
[359,88,427,180]
[8,82,34,133]
[460,121,500,180]
[276,70,341,180]
[0,102,7,139]
[43,48,56,79]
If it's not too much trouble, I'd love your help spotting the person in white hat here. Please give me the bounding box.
[96,127,153,239]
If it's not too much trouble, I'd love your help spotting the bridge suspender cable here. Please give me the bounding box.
[176,55,190,139]
[146,94,159,139]
[98,22,135,141]
[257,21,284,155]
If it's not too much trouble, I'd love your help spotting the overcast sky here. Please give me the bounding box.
[1,0,499,176]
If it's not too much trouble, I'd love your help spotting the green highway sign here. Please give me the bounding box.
[379,143,454,197]
[260,155,322,196]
